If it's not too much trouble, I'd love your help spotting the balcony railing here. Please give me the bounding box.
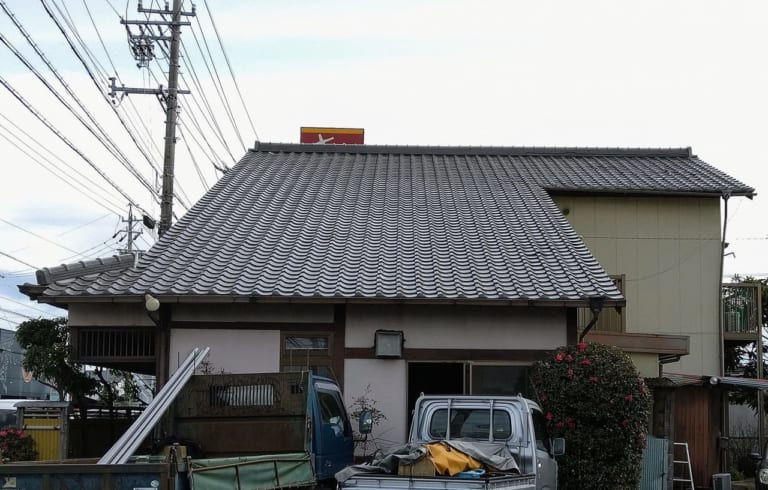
[722,283,761,336]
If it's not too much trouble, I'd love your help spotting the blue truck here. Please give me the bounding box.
[1,371,356,489]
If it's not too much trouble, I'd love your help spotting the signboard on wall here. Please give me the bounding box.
[300,127,364,145]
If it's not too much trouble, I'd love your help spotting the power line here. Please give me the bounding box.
[0,74,147,214]
[189,16,246,152]
[201,0,259,142]
[35,0,159,200]
[0,20,157,201]
[0,122,126,216]
[0,251,39,270]
[0,218,83,256]
[0,307,35,320]
[0,295,55,317]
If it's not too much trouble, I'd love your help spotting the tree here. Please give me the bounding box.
[531,342,652,490]
[15,317,97,411]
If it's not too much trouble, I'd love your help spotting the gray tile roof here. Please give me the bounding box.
[33,144,754,305]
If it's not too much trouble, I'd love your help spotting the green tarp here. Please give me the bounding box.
[189,452,315,490]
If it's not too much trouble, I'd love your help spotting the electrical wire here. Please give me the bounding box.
[0,74,148,214]
[0,25,157,202]
[189,17,246,152]
[0,251,39,270]
[177,123,209,191]
[0,295,55,316]
[0,124,126,216]
[0,218,83,257]
[35,0,159,200]
[201,0,259,142]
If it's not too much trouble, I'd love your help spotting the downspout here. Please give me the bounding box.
[719,192,730,378]
[579,297,605,342]
[718,192,730,474]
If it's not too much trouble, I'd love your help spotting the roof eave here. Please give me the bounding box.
[34,293,626,309]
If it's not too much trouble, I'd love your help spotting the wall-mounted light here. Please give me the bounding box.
[144,293,160,312]
[375,329,404,358]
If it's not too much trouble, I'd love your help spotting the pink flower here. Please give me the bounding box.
[555,352,565,363]
[567,369,574,377]
[545,412,554,421]
[625,395,634,402]
[565,355,573,363]
[580,359,591,365]
[589,376,599,383]
[0,431,6,437]
[577,342,587,352]
[556,421,564,428]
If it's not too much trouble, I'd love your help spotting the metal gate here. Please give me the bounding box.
[16,401,69,460]
[640,435,670,490]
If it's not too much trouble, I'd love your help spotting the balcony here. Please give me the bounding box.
[722,283,762,342]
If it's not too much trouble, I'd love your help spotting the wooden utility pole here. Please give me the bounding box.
[110,0,195,237]
[158,0,183,237]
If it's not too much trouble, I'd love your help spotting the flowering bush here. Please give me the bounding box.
[0,427,38,462]
[531,342,651,490]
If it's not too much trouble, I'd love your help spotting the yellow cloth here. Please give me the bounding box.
[425,442,483,476]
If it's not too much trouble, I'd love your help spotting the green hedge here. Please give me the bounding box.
[531,342,651,489]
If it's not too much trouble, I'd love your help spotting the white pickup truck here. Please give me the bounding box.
[337,395,564,490]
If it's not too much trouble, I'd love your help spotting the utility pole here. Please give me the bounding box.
[109,0,195,237]
[118,205,143,254]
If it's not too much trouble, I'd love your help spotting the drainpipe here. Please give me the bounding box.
[579,297,605,342]
[718,192,730,473]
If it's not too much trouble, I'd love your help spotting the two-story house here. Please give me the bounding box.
[22,143,752,482]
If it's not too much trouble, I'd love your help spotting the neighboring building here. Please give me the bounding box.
[0,327,55,399]
[21,143,752,479]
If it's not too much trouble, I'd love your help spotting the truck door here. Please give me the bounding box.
[313,380,353,482]
[531,409,557,490]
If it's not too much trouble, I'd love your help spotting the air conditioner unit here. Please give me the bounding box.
[712,473,731,490]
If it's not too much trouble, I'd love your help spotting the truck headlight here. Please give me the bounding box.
[759,468,768,484]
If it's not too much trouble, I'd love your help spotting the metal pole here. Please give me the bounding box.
[158,0,182,236]
[758,282,765,453]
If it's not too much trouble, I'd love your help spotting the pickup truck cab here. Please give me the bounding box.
[339,395,563,490]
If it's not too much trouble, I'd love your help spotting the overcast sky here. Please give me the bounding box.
[0,0,766,327]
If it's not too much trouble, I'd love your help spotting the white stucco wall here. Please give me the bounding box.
[170,329,280,374]
[68,303,154,326]
[343,304,567,448]
[346,304,566,349]
[344,358,408,451]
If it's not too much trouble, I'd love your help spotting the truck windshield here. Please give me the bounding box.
[429,408,512,440]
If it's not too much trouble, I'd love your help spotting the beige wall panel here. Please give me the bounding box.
[172,303,334,323]
[69,303,155,327]
[635,198,660,239]
[553,195,723,376]
[346,305,566,350]
[593,197,618,238]
[630,353,661,378]
[678,198,703,239]
[344,358,408,451]
[169,329,280,374]
[615,198,639,238]
[657,239,682,331]
[658,197,682,238]
[635,238,661,333]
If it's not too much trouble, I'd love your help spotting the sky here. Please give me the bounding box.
[0,0,767,328]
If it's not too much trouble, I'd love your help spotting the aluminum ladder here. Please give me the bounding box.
[672,442,695,490]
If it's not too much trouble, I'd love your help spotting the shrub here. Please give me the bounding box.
[531,342,652,490]
[0,427,38,462]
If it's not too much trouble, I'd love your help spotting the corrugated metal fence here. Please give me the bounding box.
[640,436,669,490]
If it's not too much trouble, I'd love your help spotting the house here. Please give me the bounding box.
[22,143,752,478]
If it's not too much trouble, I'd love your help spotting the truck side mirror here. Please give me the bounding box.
[552,438,565,456]
[358,411,373,435]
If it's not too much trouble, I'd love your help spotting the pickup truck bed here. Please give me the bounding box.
[339,473,536,490]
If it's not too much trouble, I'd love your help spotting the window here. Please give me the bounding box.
[471,365,530,397]
[577,274,625,333]
[281,333,334,377]
[531,409,551,452]
[317,387,351,436]
[428,408,511,440]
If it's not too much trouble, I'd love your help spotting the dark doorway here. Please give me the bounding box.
[407,362,464,428]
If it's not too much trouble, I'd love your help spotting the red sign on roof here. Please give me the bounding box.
[300,127,364,145]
